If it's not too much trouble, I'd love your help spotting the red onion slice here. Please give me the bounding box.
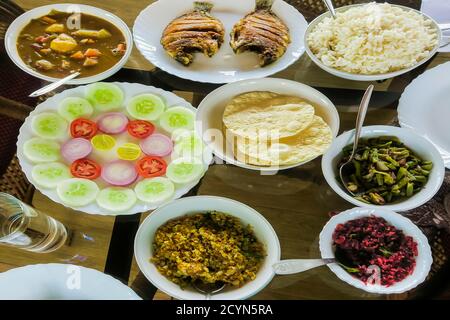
[140,133,173,157]
[101,160,138,186]
[61,138,92,163]
[97,112,128,134]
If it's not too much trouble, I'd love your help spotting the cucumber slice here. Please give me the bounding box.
[127,93,166,121]
[31,112,68,140]
[31,162,71,189]
[57,178,99,207]
[96,187,137,212]
[58,97,93,121]
[23,138,60,163]
[159,106,195,133]
[174,131,204,157]
[134,177,175,204]
[166,157,204,184]
[85,83,124,111]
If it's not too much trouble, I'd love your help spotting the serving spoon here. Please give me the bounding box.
[28,71,80,98]
[273,258,336,275]
[192,280,226,300]
[323,0,337,19]
[338,85,374,196]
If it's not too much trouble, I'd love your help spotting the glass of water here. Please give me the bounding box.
[0,193,67,253]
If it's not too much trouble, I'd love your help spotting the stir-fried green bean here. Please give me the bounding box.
[339,136,432,205]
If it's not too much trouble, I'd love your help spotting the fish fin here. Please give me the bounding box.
[255,0,274,10]
[194,1,214,13]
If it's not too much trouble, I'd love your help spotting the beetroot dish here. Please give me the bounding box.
[332,216,418,287]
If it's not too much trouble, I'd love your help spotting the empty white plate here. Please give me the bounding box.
[398,62,450,168]
[133,0,307,83]
[0,264,141,300]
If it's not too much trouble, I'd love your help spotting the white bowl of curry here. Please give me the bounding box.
[5,4,132,85]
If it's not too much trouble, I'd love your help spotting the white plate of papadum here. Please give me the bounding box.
[196,78,340,171]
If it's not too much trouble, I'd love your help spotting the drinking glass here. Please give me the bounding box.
[0,193,67,253]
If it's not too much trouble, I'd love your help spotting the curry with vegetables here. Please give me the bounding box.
[17,10,126,79]
[339,136,432,205]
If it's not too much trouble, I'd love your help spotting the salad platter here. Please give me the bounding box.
[17,82,212,215]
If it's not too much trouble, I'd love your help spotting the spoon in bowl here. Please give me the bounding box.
[28,71,80,98]
[323,0,337,19]
[273,258,336,275]
[339,84,374,196]
[273,258,361,275]
[192,280,226,300]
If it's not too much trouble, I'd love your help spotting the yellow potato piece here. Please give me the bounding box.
[71,28,111,39]
[97,29,112,39]
[50,33,77,53]
[45,23,65,33]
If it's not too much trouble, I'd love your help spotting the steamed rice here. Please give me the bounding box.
[307,2,438,75]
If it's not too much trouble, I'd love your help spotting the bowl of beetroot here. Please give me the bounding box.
[319,207,432,294]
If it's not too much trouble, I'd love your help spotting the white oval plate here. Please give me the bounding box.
[0,264,141,300]
[133,0,307,84]
[398,62,450,169]
[319,207,432,294]
[134,196,281,300]
[5,4,133,85]
[17,82,213,216]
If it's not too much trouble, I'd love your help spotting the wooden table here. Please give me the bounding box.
[1,0,449,300]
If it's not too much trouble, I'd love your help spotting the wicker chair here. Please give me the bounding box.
[0,97,34,203]
[285,0,357,21]
[0,0,38,203]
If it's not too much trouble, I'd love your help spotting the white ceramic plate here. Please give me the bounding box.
[398,62,450,169]
[17,82,213,216]
[304,4,441,81]
[133,0,307,84]
[319,207,432,294]
[4,4,133,85]
[321,125,445,212]
[134,196,281,300]
[0,264,141,300]
[196,77,340,171]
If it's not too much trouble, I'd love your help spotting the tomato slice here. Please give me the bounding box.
[70,158,101,180]
[70,118,98,139]
[127,120,155,139]
[136,156,167,178]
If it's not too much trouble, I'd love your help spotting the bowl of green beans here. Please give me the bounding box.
[321,126,445,211]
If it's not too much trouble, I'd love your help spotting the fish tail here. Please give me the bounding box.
[194,1,214,13]
[255,0,274,10]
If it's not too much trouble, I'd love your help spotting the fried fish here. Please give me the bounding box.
[230,0,290,66]
[161,1,225,66]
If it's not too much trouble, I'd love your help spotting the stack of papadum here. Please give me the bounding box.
[222,92,333,166]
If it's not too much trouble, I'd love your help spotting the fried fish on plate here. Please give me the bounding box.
[230,0,291,66]
[161,1,225,66]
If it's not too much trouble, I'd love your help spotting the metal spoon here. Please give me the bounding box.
[192,280,226,300]
[339,85,374,196]
[273,258,336,275]
[323,0,337,19]
[28,72,80,98]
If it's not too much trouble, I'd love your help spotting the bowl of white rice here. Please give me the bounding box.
[305,2,440,81]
